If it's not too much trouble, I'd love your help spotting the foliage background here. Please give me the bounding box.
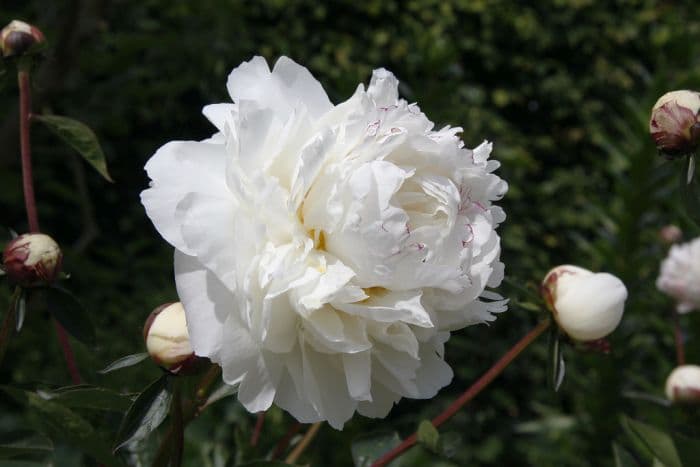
[1,0,700,465]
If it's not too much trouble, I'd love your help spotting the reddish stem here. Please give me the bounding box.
[18,70,39,233]
[372,319,551,467]
[271,422,302,460]
[54,320,82,384]
[672,309,685,365]
[19,69,81,384]
[251,411,266,447]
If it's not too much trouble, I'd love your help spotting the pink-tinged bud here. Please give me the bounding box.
[659,225,683,245]
[541,265,627,341]
[649,90,700,158]
[665,365,700,403]
[144,302,205,375]
[2,233,62,287]
[0,20,45,58]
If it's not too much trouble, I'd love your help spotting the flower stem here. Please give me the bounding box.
[250,412,265,447]
[672,309,685,365]
[271,422,302,460]
[18,70,39,233]
[18,69,82,385]
[285,422,322,464]
[372,319,551,467]
[0,289,20,368]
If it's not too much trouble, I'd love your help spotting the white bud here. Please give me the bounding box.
[657,237,700,313]
[541,265,628,341]
[144,302,196,372]
[649,90,700,157]
[665,365,700,403]
[2,233,62,287]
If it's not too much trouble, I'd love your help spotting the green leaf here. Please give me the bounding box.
[33,114,113,182]
[37,385,133,412]
[416,420,439,452]
[114,374,172,452]
[239,462,297,467]
[548,324,565,392]
[351,431,402,467]
[15,288,27,332]
[99,352,149,374]
[44,286,95,345]
[673,432,700,466]
[612,442,639,467]
[0,287,21,366]
[621,416,681,467]
[203,383,238,407]
[0,387,125,467]
[0,433,52,460]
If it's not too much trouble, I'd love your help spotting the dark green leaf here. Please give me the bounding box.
[0,387,125,467]
[612,442,639,467]
[0,288,21,366]
[44,286,95,345]
[204,383,237,407]
[621,416,681,467]
[548,324,565,392]
[416,420,439,452]
[15,289,27,332]
[672,433,700,466]
[38,386,133,412]
[114,374,172,452]
[0,433,52,460]
[99,352,149,374]
[239,462,297,467]
[33,114,113,182]
[351,431,402,467]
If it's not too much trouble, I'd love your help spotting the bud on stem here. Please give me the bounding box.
[0,20,45,58]
[2,233,62,287]
[144,302,205,375]
[650,90,700,158]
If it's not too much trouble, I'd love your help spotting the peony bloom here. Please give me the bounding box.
[649,90,700,158]
[2,233,62,287]
[665,365,700,403]
[141,57,507,428]
[657,237,700,313]
[541,265,627,341]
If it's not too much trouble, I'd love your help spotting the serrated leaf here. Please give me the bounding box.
[612,442,639,467]
[621,416,681,467]
[0,433,52,460]
[33,114,113,182]
[15,289,27,332]
[416,420,439,452]
[0,387,125,467]
[114,374,172,452]
[351,431,401,467]
[99,352,149,374]
[44,286,95,345]
[38,385,132,412]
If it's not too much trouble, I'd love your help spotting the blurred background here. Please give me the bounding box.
[1,0,700,465]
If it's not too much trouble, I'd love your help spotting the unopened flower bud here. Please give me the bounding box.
[0,20,45,58]
[649,90,700,158]
[659,225,683,245]
[144,302,204,374]
[541,265,627,341]
[665,365,700,403]
[2,233,62,287]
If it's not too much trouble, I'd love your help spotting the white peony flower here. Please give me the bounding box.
[657,237,700,313]
[141,56,507,429]
[541,265,627,341]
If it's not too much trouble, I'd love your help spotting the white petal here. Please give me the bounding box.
[173,251,229,358]
[202,103,236,133]
[177,192,239,290]
[141,141,229,254]
[334,289,433,327]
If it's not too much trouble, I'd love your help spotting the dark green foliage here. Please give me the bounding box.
[1,0,700,465]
